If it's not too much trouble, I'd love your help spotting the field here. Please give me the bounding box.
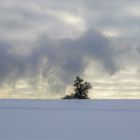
[0,99,140,140]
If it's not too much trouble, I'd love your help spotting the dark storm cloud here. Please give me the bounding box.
[31,30,118,85]
[0,30,117,93]
[0,42,26,85]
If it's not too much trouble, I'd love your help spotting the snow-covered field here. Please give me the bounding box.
[0,99,140,140]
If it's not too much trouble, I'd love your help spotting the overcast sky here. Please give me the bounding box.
[0,0,140,99]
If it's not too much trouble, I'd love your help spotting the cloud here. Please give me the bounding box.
[0,42,24,84]
[0,0,140,98]
[0,29,118,96]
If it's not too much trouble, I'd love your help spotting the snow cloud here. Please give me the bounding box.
[0,0,140,98]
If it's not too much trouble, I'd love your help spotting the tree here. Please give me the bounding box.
[63,76,92,99]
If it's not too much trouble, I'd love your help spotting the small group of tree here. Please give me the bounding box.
[63,76,92,99]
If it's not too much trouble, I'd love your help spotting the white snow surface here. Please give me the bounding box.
[0,99,140,140]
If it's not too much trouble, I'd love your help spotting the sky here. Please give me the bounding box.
[0,0,140,99]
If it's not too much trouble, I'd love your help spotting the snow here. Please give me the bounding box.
[0,99,140,140]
